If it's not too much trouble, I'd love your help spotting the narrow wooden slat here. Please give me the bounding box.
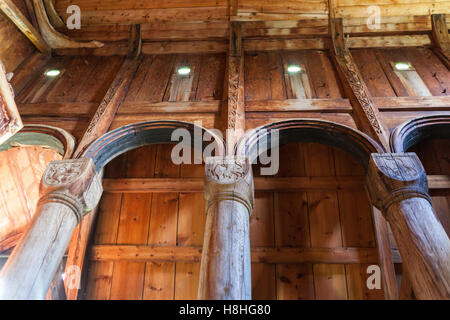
[90,245,393,264]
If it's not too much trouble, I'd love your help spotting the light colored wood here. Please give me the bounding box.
[90,245,394,264]
[367,153,450,300]
[0,60,23,145]
[198,156,254,300]
[0,159,102,299]
[431,14,450,68]
[0,146,62,252]
[33,0,104,49]
[0,0,50,53]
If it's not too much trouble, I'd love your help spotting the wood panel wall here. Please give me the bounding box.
[84,142,384,300]
[16,54,226,139]
[0,0,35,72]
[0,146,62,252]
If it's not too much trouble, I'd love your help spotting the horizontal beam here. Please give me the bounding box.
[102,176,450,193]
[103,177,367,193]
[90,245,402,264]
[19,96,450,118]
[245,99,352,113]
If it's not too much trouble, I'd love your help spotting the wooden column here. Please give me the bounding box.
[198,156,254,300]
[431,14,450,69]
[0,159,102,300]
[366,153,450,300]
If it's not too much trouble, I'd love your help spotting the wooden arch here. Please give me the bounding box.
[391,115,450,153]
[81,120,225,171]
[235,119,384,170]
[0,124,75,159]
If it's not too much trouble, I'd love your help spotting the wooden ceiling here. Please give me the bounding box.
[54,0,450,43]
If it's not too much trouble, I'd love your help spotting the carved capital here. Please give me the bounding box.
[366,153,432,214]
[39,159,103,223]
[205,156,254,216]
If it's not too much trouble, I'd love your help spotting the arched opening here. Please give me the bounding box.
[236,119,389,300]
[79,121,224,299]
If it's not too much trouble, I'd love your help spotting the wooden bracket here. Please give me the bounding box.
[223,21,245,154]
[431,14,450,69]
[0,0,50,54]
[32,0,104,49]
[43,0,65,29]
[330,18,390,149]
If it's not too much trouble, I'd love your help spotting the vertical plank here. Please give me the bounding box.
[109,193,151,300]
[85,192,122,300]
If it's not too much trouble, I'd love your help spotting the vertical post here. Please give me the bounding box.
[366,153,450,299]
[0,159,102,300]
[198,156,254,300]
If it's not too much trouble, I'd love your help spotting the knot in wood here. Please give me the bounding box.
[39,159,103,223]
[366,153,431,214]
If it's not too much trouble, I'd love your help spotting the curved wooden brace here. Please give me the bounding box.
[43,0,65,29]
[391,115,450,153]
[0,124,75,159]
[33,0,103,49]
[82,120,225,171]
[235,119,384,171]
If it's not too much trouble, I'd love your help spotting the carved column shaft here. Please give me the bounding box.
[0,159,102,300]
[198,156,254,300]
[367,153,450,300]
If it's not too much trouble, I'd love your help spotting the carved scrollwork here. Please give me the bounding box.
[206,156,248,184]
[205,156,254,216]
[40,159,103,223]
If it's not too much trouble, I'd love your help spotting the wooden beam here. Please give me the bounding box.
[102,175,450,193]
[72,57,142,158]
[127,24,142,59]
[373,207,399,300]
[224,21,245,153]
[330,17,390,149]
[0,0,50,53]
[246,99,352,113]
[32,0,103,49]
[64,57,142,300]
[90,245,401,264]
[431,14,450,69]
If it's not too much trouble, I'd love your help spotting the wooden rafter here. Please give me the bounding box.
[431,14,450,69]
[64,56,142,300]
[0,0,50,54]
[223,21,245,154]
[32,0,103,49]
[127,24,142,59]
[330,17,390,149]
